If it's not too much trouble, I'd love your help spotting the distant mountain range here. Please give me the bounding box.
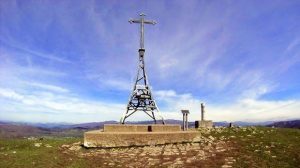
[1,119,299,129]
[0,119,299,138]
[266,120,300,129]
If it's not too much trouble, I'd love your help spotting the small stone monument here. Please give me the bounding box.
[195,103,213,128]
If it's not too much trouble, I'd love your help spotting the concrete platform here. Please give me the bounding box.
[84,124,200,148]
[84,130,201,148]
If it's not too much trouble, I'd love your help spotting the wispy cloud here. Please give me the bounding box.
[154,89,300,122]
[0,88,24,101]
[85,73,132,91]
[25,82,69,93]
[286,38,300,52]
[0,87,124,123]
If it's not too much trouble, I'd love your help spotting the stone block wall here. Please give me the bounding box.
[195,120,213,128]
[104,124,181,132]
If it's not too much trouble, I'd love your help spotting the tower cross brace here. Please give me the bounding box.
[120,13,165,124]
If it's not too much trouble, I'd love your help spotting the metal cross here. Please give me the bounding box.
[129,13,156,49]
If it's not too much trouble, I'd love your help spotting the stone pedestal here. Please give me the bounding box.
[195,120,213,128]
[84,124,200,148]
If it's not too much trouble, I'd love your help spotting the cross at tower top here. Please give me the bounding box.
[129,13,156,49]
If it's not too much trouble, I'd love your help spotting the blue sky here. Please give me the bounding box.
[0,0,299,123]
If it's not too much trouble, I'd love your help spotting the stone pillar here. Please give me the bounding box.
[201,103,205,121]
[186,114,188,130]
[181,110,189,131]
[195,103,213,128]
[182,113,185,130]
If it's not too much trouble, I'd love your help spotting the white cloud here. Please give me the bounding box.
[158,56,179,70]
[0,87,124,123]
[154,89,300,122]
[0,86,299,123]
[103,78,132,91]
[26,82,69,93]
[18,47,72,64]
[0,40,72,64]
[156,90,177,97]
[241,84,273,99]
[0,88,24,101]
[85,73,132,91]
[209,99,300,122]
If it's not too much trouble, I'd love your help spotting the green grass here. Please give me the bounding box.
[208,127,300,167]
[0,127,299,167]
[0,137,87,168]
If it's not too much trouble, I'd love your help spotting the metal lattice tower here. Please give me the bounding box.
[120,13,165,124]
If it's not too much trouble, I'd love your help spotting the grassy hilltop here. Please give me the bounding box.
[0,127,299,168]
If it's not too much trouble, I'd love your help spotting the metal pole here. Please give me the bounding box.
[140,16,144,49]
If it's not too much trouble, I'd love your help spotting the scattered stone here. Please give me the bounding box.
[27,137,37,141]
[34,143,42,147]
[208,135,215,141]
[174,160,183,165]
[72,141,81,145]
[61,144,70,148]
[45,144,52,148]
[60,130,236,167]
[69,146,81,151]
[270,142,276,147]
[162,161,173,165]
